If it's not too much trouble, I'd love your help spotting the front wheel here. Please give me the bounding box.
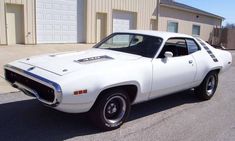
[89,89,130,130]
[195,71,218,100]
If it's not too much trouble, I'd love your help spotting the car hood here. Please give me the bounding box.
[18,48,142,76]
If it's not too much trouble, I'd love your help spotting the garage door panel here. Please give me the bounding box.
[113,11,136,33]
[36,0,85,43]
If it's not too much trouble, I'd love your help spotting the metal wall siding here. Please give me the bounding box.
[0,0,35,45]
[86,0,158,43]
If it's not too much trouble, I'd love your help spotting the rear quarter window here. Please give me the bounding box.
[186,39,200,54]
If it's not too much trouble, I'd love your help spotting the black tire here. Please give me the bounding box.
[195,71,218,100]
[89,89,131,130]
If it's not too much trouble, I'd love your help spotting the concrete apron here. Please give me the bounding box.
[0,76,18,94]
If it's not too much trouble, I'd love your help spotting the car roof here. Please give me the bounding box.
[116,30,194,40]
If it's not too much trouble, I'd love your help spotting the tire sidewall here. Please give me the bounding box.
[97,90,130,130]
[201,72,218,99]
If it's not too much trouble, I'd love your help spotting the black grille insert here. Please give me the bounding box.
[5,69,55,103]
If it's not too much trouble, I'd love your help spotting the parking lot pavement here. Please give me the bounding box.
[0,51,234,141]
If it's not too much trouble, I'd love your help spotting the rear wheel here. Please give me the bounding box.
[195,71,218,100]
[89,89,130,130]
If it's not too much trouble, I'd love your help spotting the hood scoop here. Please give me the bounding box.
[74,55,114,64]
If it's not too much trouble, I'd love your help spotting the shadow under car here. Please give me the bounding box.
[0,90,201,141]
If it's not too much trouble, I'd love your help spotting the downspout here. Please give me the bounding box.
[156,0,160,31]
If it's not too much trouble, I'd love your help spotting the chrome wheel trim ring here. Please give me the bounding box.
[206,75,216,96]
[103,95,127,124]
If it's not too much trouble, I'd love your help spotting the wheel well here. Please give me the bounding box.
[203,69,220,80]
[209,69,220,74]
[98,85,138,104]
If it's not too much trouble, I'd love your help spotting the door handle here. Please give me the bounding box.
[189,60,193,64]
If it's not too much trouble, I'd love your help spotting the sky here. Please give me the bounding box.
[176,0,235,25]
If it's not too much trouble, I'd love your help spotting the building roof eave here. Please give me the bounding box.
[160,0,225,21]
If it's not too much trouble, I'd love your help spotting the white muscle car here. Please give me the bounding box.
[4,30,232,130]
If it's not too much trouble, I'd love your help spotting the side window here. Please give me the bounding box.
[186,39,200,54]
[158,38,188,58]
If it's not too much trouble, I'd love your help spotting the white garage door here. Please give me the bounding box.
[113,11,136,32]
[36,0,85,43]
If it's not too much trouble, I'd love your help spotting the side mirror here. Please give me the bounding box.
[164,51,173,58]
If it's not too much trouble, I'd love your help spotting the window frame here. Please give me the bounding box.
[192,24,201,36]
[157,37,188,58]
[157,37,201,58]
[167,21,179,33]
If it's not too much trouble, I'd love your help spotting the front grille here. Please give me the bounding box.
[5,69,55,103]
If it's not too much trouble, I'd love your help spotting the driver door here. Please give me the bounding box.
[150,38,196,99]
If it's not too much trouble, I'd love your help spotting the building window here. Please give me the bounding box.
[192,25,200,36]
[167,21,178,33]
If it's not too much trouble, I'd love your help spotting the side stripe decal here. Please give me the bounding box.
[196,39,218,62]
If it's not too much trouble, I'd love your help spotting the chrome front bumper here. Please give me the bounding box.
[4,65,62,107]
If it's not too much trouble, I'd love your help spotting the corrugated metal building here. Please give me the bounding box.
[86,0,158,43]
[0,0,224,45]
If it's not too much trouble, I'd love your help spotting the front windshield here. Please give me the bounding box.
[95,33,163,58]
